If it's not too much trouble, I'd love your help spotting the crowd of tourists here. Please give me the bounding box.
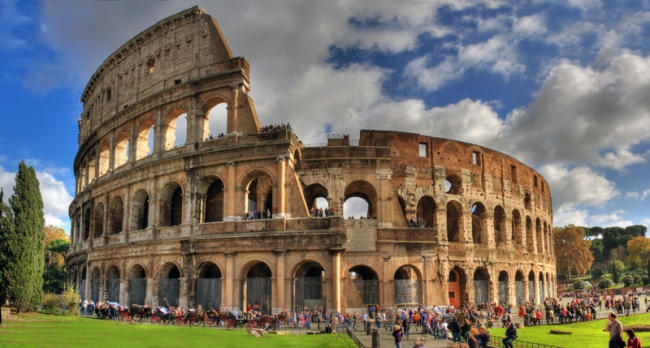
[260,123,288,133]
[245,209,271,220]
[309,206,336,217]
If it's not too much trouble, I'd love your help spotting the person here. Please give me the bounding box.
[477,326,490,347]
[626,329,642,348]
[606,312,624,348]
[325,323,334,334]
[502,321,518,348]
[402,318,410,340]
[468,327,480,348]
[392,325,403,348]
[448,318,462,343]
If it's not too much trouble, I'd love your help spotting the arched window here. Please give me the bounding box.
[244,174,273,219]
[206,103,228,140]
[135,119,155,160]
[446,201,462,242]
[304,184,329,212]
[94,203,104,238]
[159,263,181,307]
[512,210,522,244]
[114,131,130,167]
[107,266,120,303]
[164,108,188,150]
[416,196,436,228]
[83,207,91,241]
[498,271,509,303]
[473,268,489,304]
[98,141,110,176]
[87,153,96,184]
[129,265,147,306]
[526,216,534,253]
[196,263,222,310]
[494,206,507,243]
[524,193,532,210]
[131,189,150,231]
[171,187,183,226]
[349,266,379,305]
[294,262,325,310]
[160,183,183,227]
[471,203,486,244]
[536,218,543,253]
[110,196,124,234]
[445,173,462,194]
[344,181,376,219]
[245,263,272,315]
[204,180,224,223]
[394,266,422,305]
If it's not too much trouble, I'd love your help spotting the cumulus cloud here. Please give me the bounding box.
[627,189,650,200]
[537,164,618,210]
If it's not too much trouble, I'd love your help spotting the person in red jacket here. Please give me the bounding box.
[626,329,642,348]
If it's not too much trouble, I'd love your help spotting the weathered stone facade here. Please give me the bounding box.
[67,6,556,314]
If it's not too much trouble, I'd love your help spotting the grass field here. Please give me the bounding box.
[0,314,357,348]
[489,312,650,347]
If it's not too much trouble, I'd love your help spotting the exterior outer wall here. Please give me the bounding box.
[66,6,556,313]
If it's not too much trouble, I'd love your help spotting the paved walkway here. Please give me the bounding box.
[349,325,452,348]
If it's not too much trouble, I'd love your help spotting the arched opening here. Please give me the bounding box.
[448,267,467,307]
[526,216,534,253]
[196,263,222,310]
[80,162,87,190]
[129,265,147,306]
[98,141,110,177]
[91,267,100,302]
[349,266,379,306]
[164,108,187,150]
[494,206,507,243]
[131,189,149,231]
[160,183,183,227]
[204,180,225,223]
[498,271,509,303]
[206,103,228,140]
[445,173,462,194]
[473,268,490,305]
[471,202,486,244]
[536,218,543,253]
[512,210,522,244]
[528,271,536,302]
[539,272,546,300]
[303,183,329,213]
[446,201,462,242]
[79,267,87,300]
[87,153,96,184]
[515,271,524,306]
[107,266,120,303]
[294,262,325,311]
[135,119,155,160]
[244,263,272,314]
[94,203,104,238]
[83,207,91,241]
[244,173,273,219]
[159,263,181,307]
[394,265,422,306]
[344,180,377,219]
[114,130,130,167]
[524,193,532,210]
[416,196,436,228]
[110,196,124,235]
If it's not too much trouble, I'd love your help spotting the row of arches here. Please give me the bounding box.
[76,102,229,193]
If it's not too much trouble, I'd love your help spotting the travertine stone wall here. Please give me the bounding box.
[67,6,556,314]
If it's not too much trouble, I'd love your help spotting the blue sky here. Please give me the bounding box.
[1,0,650,233]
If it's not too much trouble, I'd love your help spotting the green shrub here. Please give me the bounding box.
[591,268,604,279]
[598,279,613,289]
[622,275,635,287]
[573,280,586,290]
[633,275,642,285]
[60,288,80,316]
[643,275,650,285]
[41,294,61,315]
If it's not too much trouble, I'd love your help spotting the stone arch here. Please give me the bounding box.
[90,266,101,302]
[344,180,378,219]
[445,172,462,195]
[160,181,183,227]
[473,267,490,305]
[87,152,96,184]
[398,196,407,224]
[159,261,181,307]
[106,264,121,303]
[448,266,467,307]
[109,196,124,235]
[80,159,87,190]
[304,183,328,211]
[242,261,273,314]
[197,262,223,279]
[536,218,543,253]
[200,95,230,140]
[512,209,522,245]
[394,265,422,305]
[446,200,463,242]
[131,189,150,231]
[494,205,507,243]
[128,264,147,306]
[240,169,274,217]
[114,129,130,167]
[471,202,487,244]
[163,107,188,150]
[515,270,525,305]
[528,271,536,302]
[195,261,223,310]
[416,196,436,228]
[525,216,534,253]
[198,175,225,223]
[135,118,155,160]
[159,261,183,279]
[349,265,379,306]
[128,264,147,278]
[524,192,532,210]
[293,261,326,310]
[83,206,91,241]
[498,271,509,303]
[94,202,104,238]
[98,140,110,176]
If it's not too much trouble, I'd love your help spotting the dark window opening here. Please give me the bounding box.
[511,165,517,184]
[106,88,112,102]
[205,181,224,223]
[174,79,182,85]
[170,187,183,226]
[533,175,538,187]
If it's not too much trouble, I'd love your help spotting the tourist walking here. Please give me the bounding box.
[392,325,403,348]
[606,312,624,348]
[502,321,518,348]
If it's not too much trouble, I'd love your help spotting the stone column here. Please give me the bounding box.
[331,248,342,312]
[119,278,127,306]
[504,215,513,246]
[154,107,163,155]
[145,278,154,306]
[228,85,239,134]
[225,162,236,221]
[179,277,188,308]
[123,185,131,236]
[274,157,286,219]
[376,169,392,227]
[462,211,473,244]
[485,211,495,248]
[84,262,92,302]
[422,255,434,306]
[274,250,286,312]
[109,130,116,171]
[224,252,235,310]
[129,121,136,166]
[534,275,540,305]
[435,208,447,242]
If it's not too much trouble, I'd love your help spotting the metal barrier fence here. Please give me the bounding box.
[91,279,99,302]
[490,335,563,348]
[353,279,379,305]
[475,280,488,304]
[80,280,86,300]
[245,278,271,315]
[107,278,120,302]
[159,278,179,307]
[394,279,422,305]
[129,278,146,306]
[196,278,221,310]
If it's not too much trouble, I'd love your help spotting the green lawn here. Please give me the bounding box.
[0,314,357,348]
[489,313,650,347]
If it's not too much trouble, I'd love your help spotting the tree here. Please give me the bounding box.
[626,237,650,269]
[612,261,620,284]
[0,188,13,325]
[590,239,606,262]
[0,161,45,313]
[43,238,69,293]
[573,280,586,290]
[554,225,594,279]
[625,225,647,238]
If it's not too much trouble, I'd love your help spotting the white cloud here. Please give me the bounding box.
[595,146,646,171]
[588,211,631,227]
[627,189,650,200]
[553,206,589,227]
[538,164,618,210]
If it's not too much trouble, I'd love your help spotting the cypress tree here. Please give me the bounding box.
[612,261,619,284]
[0,188,13,323]
[4,161,45,313]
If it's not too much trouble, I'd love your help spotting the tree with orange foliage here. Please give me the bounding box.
[554,225,594,279]
[626,236,650,269]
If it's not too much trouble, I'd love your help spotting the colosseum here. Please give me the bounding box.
[66,6,556,314]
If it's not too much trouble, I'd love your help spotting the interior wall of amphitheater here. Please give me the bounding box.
[66,6,556,314]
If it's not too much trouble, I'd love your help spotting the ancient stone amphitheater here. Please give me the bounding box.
[66,6,556,313]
